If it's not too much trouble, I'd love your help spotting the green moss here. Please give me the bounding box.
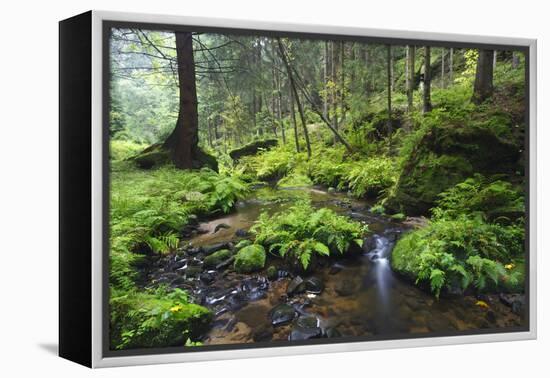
[203,249,233,268]
[133,146,171,169]
[229,139,278,160]
[110,288,212,350]
[132,143,218,171]
[110,140,147,161]
[234,244,266,273]
[386,120,521,215]
[266,265,278,280]
[234,239,252,250]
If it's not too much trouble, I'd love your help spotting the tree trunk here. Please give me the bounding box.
[276,57,286,144]
[277,38,311,158]
[323,41,329,120]
[364,45,370,95]
[441,48,446,88]
[163,31,199,169]
[512,51,519,69]
[423,46,432,114]
[386,45,393,140]
[472,49,494,104]
[279,40,353,153]
[389,45,394,92]
[406,45,415,112]
[340,41,346,125]
[206,118,213,148]
[289,86,300,153]
[449,47,454,83]
[331,41,339,132]
[493,50,497,71]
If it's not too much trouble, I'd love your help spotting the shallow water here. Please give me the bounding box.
[145,186,524,345]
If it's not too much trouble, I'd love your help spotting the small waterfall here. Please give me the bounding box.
[365,235,395,317]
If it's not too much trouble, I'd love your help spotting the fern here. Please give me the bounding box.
[252,201,367,269]
[429,269,446,298]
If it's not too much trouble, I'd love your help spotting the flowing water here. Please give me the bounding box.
[145,186,524,345]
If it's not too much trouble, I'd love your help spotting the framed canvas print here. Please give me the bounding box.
[59,10,537,368]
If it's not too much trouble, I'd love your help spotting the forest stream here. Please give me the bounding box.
[142,186,524,345]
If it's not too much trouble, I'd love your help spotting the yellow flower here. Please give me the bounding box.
[505,263,515,270]
[170,304,183,313]
[475,300,489,309]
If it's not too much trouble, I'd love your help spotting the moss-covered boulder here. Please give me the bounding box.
[109,289,212,350]
[234,244,266,273]
[203,249,234,268]
[386,123,521,215]
[234,239,253,250]
[133,144,171,169]
[133,143,218,171]
[229,139,278,161]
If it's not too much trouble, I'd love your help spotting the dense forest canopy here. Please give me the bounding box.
[111,29,522,158]
[108,27,527,350]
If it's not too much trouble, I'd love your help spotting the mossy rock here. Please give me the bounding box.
[386,123,521,216]
[133,143,218,171]
[229,139,278,161]
[234,239,253,250]
[109,291,212,350]
[203,249,234,268]
[266,265,278,280]
[234,244,266,273]
[133,144,171,169]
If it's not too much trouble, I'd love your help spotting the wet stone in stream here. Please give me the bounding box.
[270,304,296,326]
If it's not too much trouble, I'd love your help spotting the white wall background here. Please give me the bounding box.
[0,0,546,376]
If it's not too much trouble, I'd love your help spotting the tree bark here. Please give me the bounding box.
[512,51,519,69]
[289,86,300,153]
[163,31,199,169]
[387,45,393,140]
[331,41,339,132]
[323,41,329,120]
[441,48,446,88]
[206,117,213,147]
[340,41,346,125]
[277,38,311,158]
[449,47,454,83]
[406,45,415,112]
[423,46,432,114]
[472,49,494,104]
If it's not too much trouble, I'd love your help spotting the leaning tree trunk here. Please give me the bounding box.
[423,46,432,114]
[277,38,311,158]
[164,31,199,169]
[289,86,300,153]
[472,49,494,105]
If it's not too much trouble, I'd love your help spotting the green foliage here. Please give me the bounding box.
[110,165,249,290]
[238,146,307,182]
[391,214,524,297]
[345,157,397,197]
[233,244,266,273]
[110,287,212,350]
[305,147,397,198]
[252,201,367,269]
[221,95,251,144]
[110,140,147,161]
[433,174,525,222]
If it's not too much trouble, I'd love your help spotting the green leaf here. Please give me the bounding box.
[313,242,330,256]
